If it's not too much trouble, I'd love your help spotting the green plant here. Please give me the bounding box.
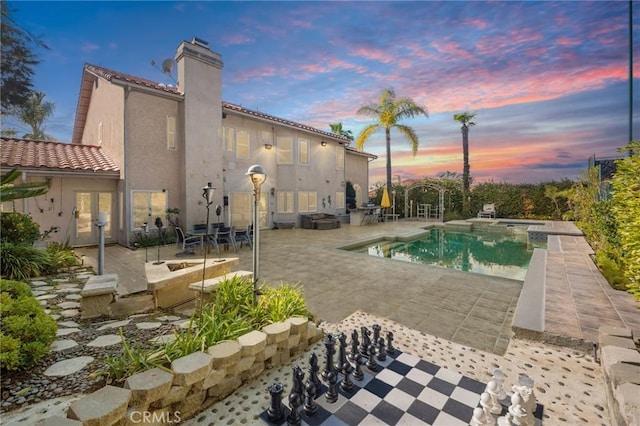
[0,242,49,280]
[43,242,79,274]
[257,283,312,326]
[0,211,41,245]
[1,280,57,371]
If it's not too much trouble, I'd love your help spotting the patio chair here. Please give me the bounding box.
[175,227,202,254]
[215,226,238,253]
[478,203,496,218]
[206,227,220,256]
[234,225,253,249]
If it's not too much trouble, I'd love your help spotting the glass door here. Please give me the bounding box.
[75,192,113,245]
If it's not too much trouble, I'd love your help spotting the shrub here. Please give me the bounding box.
[0,280,57,371]
[0,242,49,281]
[43,242,79,274]
[0,212,40,245]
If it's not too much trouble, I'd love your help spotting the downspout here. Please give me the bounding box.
[124,84,131,248]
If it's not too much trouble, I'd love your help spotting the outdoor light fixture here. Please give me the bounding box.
[264,143,273,150]
[321,141,327,146]
[246,164,267,304]
[199,182,216,314]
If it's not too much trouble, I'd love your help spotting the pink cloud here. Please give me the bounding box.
[223,34,254,46]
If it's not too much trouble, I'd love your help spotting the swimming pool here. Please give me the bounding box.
[346,228,545,281]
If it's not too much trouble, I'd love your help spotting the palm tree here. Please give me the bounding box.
[329,122,354,141]
[1,168,49,202]
[17,91,55,140]
[453,111,477,216]
[355,88,428,196]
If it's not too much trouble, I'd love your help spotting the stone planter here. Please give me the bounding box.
[63,317,324,425]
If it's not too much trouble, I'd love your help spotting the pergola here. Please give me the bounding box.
[403,182,447,222]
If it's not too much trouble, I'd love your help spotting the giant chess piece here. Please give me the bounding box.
[321,334,336,383]
[359,326,371,356]
[366,344,378,371]
[340,359,354,393]
[303,379,318,417]
[351,351,364,381]
[492,369,508,401]
[470,406,492,426]
[325,370,338,403]
[479,392,497,426]
[376,337,386,362]
[287,389,302,426]
[335,332,348,374]
[510,375,536,426]
[385,331,396,355]
[266,382,285,422]
[517,374,536,419]
[307,353,321,397]
[485,380,503,415]
[349,329,359,362]
[372,324,381,344]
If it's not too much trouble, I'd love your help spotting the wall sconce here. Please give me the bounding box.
[321,141,327,147]
[264,143,273,150]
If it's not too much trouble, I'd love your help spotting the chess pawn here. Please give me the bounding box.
[375,337,386,362]
[307,353,321,397]
[351,352,364,381]
[325,370,338,403]
[267,382,285,422]
[287,389,302,426]
[485,381,503,415]
[492,369,508,401]
[470,406,492,426]
[340,360,354,393]
[366,344,378,371]
[303,380,318,417]
[385,331,395,355]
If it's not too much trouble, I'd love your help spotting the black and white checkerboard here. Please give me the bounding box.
[260,350,543,425]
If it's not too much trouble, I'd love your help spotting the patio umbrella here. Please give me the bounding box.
[381,187,391,208]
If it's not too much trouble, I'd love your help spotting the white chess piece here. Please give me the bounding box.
[479,392,497,425]
[470,407,489,426]
[492,369,508,401]
[508,392,529,426]
[486,380,503,415]
[518,374,536,417]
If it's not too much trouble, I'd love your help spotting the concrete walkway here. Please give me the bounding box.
[76,220,639,353]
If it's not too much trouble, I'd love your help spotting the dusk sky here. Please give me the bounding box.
[5,1,639,184]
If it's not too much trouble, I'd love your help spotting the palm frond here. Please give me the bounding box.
[394,124,420,156]
[355,124,380,150]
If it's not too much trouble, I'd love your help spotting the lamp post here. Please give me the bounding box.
[153,217,164,265]
[200,182,216,314]
[142,222,148,263]
[246,164,267,304]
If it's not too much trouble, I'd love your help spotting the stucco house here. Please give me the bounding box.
[1,37,376,247]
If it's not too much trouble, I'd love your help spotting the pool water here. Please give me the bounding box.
[350,228,545,281]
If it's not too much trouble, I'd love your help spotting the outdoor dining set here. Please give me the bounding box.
[176,223,252,255]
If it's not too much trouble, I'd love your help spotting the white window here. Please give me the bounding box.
[224,127,235,151]
[336,145,344,170]
[277,191,294,213]
[230,192,267,227]
[98,122,103,145]
[236,130,250,159]
[335,191,345,209]
[298,191,317,213]
[277,136,293,164]
[298,138,309,165]
[167,116,176,150]
[131,190,167,230]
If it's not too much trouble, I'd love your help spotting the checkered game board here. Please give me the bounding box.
[260,349,543,425]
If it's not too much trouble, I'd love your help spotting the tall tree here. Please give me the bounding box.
[453,111,477,216]
[329,122,354,141]
[17,91,55,140]
[0,1,48,114]
[355,88,428,196]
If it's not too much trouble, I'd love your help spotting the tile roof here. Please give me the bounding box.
[84,64,181,95]
[1,138,119,174]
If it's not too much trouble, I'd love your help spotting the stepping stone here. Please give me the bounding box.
[32,290,48,297]
[176,320,192,329]
[51,339,80,353]
[37,294,57,300]
[56,288,81,293]
[56,328,80,336]
[43,356,94,377]
[58,283,79,289]
[50,314,61,320]
[58,301,81,309]
[35,286,55,291]
[97,320,131,331]
[58,321,80,328]
[65,294,82,301]
[136,322,161,330]
[40,301,47,306]
[87,335,122,347]
[129,314,149,319]
[52,278,69,283]
[156,315,181,322]
[31,281,49,287]
[149,334,176,345]
[76,273,94,278]
[60,309,80,318]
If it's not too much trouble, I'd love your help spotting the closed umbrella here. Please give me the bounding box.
[381,187,391,208]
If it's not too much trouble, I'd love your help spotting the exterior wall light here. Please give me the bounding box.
[321,141,327,146]
[264,143,273,150]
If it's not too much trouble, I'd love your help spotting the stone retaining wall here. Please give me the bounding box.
[598,326,640,426]
[65,316,323,425]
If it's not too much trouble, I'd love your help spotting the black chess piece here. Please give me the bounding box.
[372,324,381,344]
[359,326,371,356]
[335,332,348,374]
[287,389,302,426]
[376,336,386,362]
[325,370,338,403]
[348,329,359,361]
[291,365,304,396]
[352,352,364,381]
[307,352,321,397]
[340,360,354,393]
[322,334,336,382]
[267,382,285,422]
[366,344,378,371]
[386,331,396,355]
[303,380,318,416]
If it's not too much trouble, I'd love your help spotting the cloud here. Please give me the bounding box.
[81,42,99,53]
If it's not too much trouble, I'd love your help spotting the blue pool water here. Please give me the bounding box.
[348,228,545,281]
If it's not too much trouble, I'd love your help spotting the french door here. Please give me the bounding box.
[75,192,113,245]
